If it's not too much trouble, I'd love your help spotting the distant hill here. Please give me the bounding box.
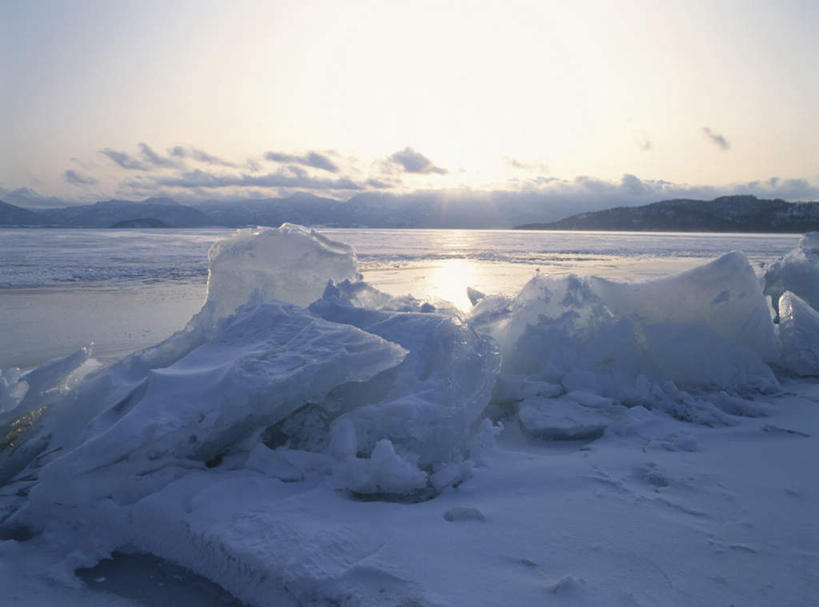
[4,193,819,231]
[110,218,173,228]
[516,196,819,232]
[191,193,340,227]
[0,200,48,225]
[37,197,212,228]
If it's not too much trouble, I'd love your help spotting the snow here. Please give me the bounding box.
[1,225,818,607]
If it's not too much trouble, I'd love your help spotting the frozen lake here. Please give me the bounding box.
[0,227,801,369]
[2,225,817,607]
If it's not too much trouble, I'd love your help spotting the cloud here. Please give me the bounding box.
[505,157,549,173]
[99,148,149,170]
[149,167,361,191]
[387,147,448,175]
[620,173,647,195]
[264,151,339,173]
[510,173,819,209]
[702,127,731,150]
[365,177,395,189]
[9,165,819,215]
[138,143,181,168]
[63,169,98,186]
[169,146,237,168]
[0,185,83,208]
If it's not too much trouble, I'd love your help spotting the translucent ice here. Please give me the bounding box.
[777,291,819,376]
[3,227,818,607]
[23,301,406,511]
[203,224,358,321]
[310,281,501,469]
[473,253,779,410]
[0,225,365,484]
[764,232,819,318]
[590,251,778,362]
[0,346,90,416]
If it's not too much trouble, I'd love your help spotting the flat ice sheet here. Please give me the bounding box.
[0,283,205,369]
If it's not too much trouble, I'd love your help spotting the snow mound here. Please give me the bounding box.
[764,232,819,318]
[777,291,819,376]
[443,506,485,522]
[331,438,429,496]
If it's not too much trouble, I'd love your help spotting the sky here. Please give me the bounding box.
[1,0,818,207]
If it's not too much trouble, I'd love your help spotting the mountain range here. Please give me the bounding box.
[1,194,817,231]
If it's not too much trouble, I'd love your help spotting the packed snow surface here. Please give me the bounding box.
[1,225,817,607]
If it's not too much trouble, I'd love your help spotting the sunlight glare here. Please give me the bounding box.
[427,258,478,311]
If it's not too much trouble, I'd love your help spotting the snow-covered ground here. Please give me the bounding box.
[1,226,817,606]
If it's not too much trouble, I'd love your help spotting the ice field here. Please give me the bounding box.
[0,226,817,607]
[0,227,801,368]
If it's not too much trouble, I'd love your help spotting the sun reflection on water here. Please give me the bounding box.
[427,258,478,311]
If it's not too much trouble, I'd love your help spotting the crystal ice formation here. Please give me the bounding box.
[24,301,406,512]
[310,280,501,469]
[203,223,358,321]
[472,252,779,425]
[590,251,778,362]
[764,232,819,318]
[777,291,819,376]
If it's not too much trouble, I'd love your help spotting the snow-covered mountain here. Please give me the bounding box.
[518,195,819,232]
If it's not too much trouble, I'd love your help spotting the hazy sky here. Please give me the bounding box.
[2,0,818,205]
